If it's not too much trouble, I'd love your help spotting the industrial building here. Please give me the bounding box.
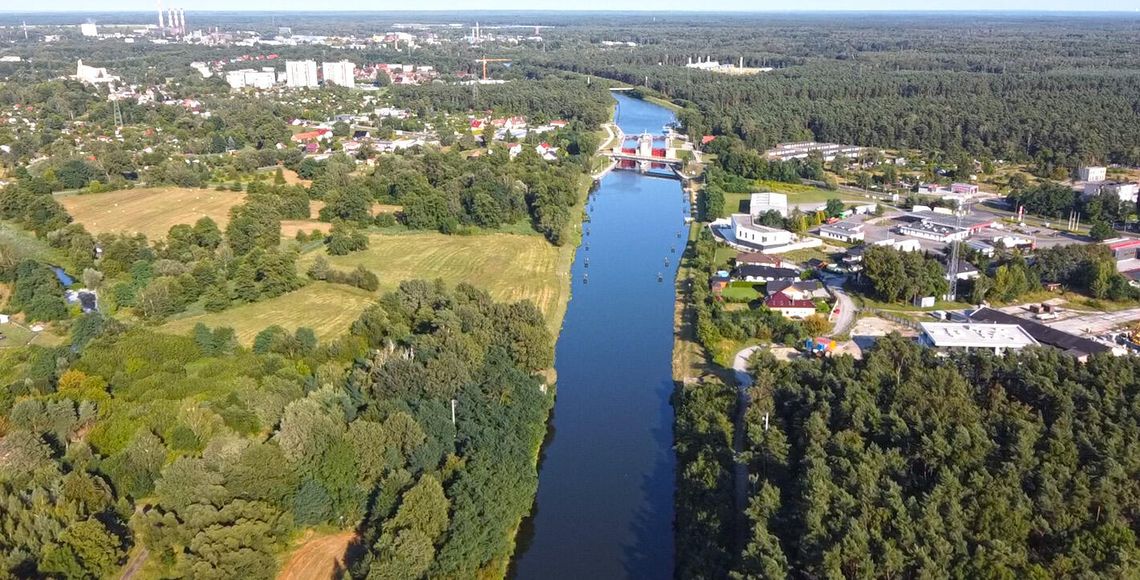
[897,220,970,243]
[919,322,1038,354]
[322,60,356,88]
[80,23,98,37]
[967,307,1118,361]
[286,60,319,88]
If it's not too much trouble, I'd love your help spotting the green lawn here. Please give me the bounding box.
[722,281,763,302]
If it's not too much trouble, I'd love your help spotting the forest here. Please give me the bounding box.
[733,336,1139,577]
[0,280,554,578]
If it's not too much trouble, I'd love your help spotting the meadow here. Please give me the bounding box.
[58,187,245,240]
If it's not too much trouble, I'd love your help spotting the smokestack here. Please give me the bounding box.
[740,56,744,68]
[168,8,175,31]
[179,8,186,34]
[157,0,164,29]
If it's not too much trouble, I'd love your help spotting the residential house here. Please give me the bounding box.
[766,279,830,301]
[1079,166,1107,182]
[734,264,799,283]
[764,293,817,318]
[943,260,980,281]
[710,274,730,296]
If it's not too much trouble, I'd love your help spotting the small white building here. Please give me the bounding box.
[1079,166,1107,182]
[730,214,795,249]
[749,192,789,217]
[919,322,1038,354]
[898,219,970,243]
[819,221,865,243]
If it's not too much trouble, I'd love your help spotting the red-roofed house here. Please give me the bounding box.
[470,119,485,130]
[550,120,569,128]
[764,293,817,319]
[701,135,716,146]
[291,129,332,143]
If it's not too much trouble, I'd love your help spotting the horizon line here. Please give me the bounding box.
[3,8,1140,14]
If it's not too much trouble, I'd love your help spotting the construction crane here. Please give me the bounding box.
[474,57,511,81]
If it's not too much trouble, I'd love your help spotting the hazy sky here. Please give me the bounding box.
[14,1,1140,12]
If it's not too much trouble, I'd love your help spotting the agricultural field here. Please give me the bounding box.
[161,282,377,345]
[163,231,571,345]
[58,187,245,240]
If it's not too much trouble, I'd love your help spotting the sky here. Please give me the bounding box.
[12,1,1140,12]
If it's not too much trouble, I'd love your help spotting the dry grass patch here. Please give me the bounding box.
[161,282,377,345]
[300,231,569,334]
[60,187,245,240]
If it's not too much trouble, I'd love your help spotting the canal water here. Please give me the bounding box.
[512,94,685,579]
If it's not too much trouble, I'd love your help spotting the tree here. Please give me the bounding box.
[1088,221,1115,242]
[824,198,846,218]
[802,314,831,336]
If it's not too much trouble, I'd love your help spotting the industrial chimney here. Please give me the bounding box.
[157,0,165,29]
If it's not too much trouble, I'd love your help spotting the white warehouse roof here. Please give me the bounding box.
[920,322,1038,350]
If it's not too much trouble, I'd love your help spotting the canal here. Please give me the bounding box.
[512,93,686,579]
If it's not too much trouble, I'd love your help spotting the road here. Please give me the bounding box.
[730,345,761,553]
[821,275,857,337]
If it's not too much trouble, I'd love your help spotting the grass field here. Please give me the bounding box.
[162,231,570,345]
[301,231,569,333]
[59,187,245,240]
[0,221,61,264]
[161,282,377,345]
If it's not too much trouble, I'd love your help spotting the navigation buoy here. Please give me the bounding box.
[657,272,663,282]
[671,246,675,253]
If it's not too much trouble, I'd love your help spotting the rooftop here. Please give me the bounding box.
[920,322,1038,349]
[968,307,1114,358]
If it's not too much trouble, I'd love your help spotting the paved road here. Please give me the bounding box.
[821,275,857,337]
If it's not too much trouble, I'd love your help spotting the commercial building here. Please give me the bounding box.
[322,60,356,88]
[897,220,970,243]
[819,221,865,243]
[1078,166,1107,182]
[749,192,789,217]
[285,60,318,88]
[919,322,1038,354]
[729,214,795,250]
[80,23,98,37]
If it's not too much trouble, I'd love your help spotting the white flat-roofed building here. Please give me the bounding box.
[730,214,795,249]
[322,60,355,88]
[80,23,98,37]
[749,192,789,217]
[766,141,867,162]
[1083,181,1139,204]
[1079,166,1107,182]
[898,220,970,243]
[919,322,1038,354]
[226,69,276,90]
[819,220,865,243]
[286,60,318,88]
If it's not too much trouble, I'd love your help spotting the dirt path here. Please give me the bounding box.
[278,531,358,580]
[118,546,148,580]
